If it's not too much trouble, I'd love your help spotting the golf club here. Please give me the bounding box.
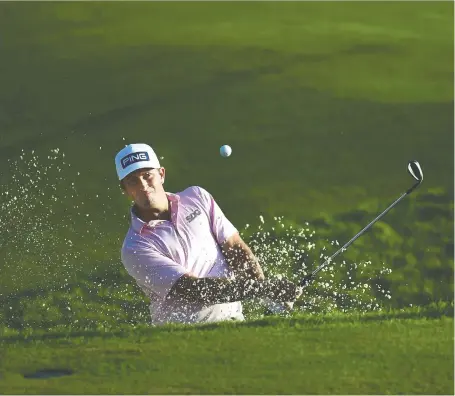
[299,160,423,287]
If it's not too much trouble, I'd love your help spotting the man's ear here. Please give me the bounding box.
[159,167,166,184]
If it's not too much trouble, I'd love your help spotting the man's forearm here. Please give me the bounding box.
[222,238,265,281]
[167,276,292,305]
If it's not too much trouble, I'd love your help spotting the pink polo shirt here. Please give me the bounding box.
[121,186,244,325]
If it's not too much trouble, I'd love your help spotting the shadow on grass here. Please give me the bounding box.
[23,368,74,379]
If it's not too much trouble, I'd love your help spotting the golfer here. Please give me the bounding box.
[115,143,302,325]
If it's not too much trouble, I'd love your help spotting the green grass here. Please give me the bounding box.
[0,305,453,394]
[0,1,453,221]
[0,6,453,393]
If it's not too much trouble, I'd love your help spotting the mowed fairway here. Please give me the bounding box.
[0,309,453,395]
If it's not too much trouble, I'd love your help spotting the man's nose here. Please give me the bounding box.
[138,178,149,191]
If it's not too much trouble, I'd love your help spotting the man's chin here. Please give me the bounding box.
[139,201,155,209]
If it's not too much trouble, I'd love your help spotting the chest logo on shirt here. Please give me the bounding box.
[186,209,202,223]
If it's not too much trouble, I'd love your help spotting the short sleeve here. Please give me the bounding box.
[121,247,188,299]
[194,186,238,245]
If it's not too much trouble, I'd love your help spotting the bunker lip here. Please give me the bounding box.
[23,368,74,379]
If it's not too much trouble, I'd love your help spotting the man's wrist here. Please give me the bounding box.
[233,278,274,300]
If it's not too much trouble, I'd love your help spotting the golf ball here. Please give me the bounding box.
[220,145,232,157]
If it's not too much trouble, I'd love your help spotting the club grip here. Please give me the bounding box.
[299,275,313,288]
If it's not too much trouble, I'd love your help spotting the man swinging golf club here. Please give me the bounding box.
[115,143,302,325]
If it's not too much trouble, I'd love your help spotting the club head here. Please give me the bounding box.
[408,160,423,183]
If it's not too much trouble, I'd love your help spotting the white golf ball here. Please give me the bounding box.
[220,145,232,157]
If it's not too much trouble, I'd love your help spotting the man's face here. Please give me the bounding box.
[121,168,166,210]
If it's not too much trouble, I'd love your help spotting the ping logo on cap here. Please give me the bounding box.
[121,152,150,169]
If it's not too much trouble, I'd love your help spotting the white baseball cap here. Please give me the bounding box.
[115,143,161,180]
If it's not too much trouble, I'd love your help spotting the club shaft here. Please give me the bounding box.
[300,181,420,286]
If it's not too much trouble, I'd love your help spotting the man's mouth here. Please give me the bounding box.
[142,191,155,201]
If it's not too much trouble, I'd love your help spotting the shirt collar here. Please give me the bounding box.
[130,192,180,234]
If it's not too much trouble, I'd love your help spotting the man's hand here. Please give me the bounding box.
[264,278,303,302]
[168,274,302,305]
[263,300,295,314]
[260,278,302,314]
